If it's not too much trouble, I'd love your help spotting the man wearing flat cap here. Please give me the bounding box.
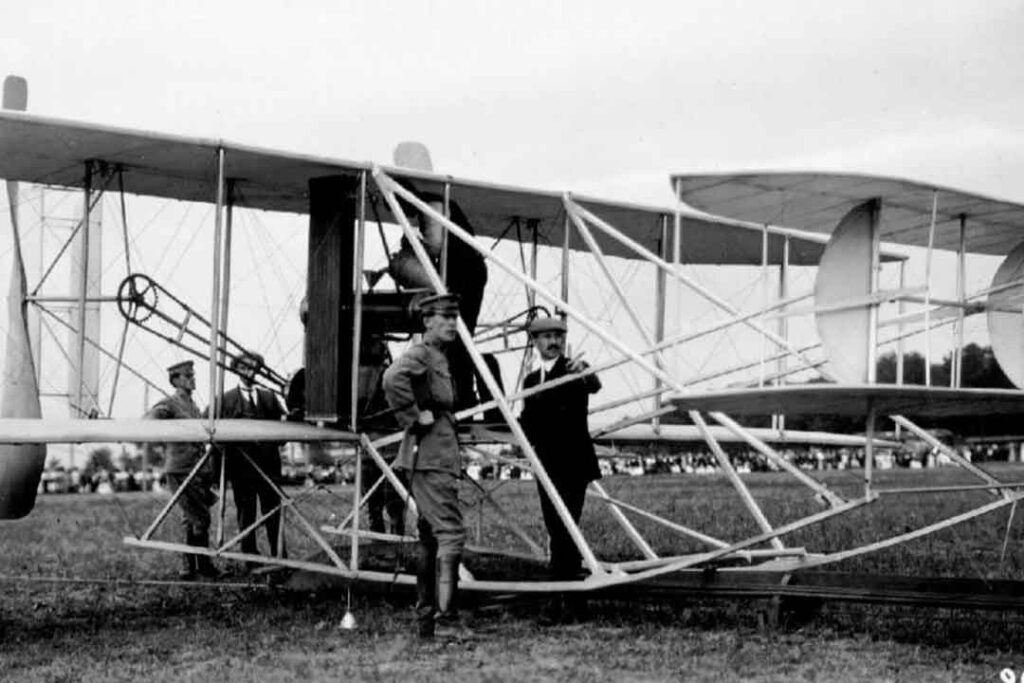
[209,351,287,564]
[519,316,602,587]
[145,360,222,579]
[382,292,467,639]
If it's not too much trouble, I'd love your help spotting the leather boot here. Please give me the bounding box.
[415,540,438,639]
[434,554,471,638]
[389,512,405,538]
[368,508,386,534]
[178,539,197,580]
[192,529,224,579]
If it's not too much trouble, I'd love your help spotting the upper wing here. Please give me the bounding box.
[0,110,835,265]
[671,171,1024,256]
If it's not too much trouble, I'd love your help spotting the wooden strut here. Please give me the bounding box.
[891,414,1006,497]
[616,496,875,582]
[585,487,730,549]
[762,490,1024,572]
[136,441,349,573]
[565,197,833,380]
[562,198,844,507]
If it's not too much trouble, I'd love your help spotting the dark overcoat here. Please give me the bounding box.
[519,356,601,484]
[213,386,285,480]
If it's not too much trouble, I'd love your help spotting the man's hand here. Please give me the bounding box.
[566,351,588,374]
[417,410,435,427]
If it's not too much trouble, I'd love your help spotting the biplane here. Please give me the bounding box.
[3,72,1024,601]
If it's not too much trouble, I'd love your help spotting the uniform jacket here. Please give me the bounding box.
[382,339,460,475]
[210,385,285,480]
[519,356,602,484]
[145,390,205,476]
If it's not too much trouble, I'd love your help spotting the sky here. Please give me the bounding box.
[1,1,1023,456]
[5,1,1024,201]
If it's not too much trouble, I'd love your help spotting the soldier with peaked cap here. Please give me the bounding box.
[382,292,467,639]
[144,360,222,580]
[519,316,601,589]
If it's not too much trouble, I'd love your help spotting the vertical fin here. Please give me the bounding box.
[0,74,46,519]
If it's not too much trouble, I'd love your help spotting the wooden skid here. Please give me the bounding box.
[606,571,1024,612]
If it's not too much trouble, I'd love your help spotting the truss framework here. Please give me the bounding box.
[114,162,1021,594]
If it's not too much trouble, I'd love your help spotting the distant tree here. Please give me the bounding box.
[876,345,1013,389]
[957,343,1014,389]
[82,446,114,478]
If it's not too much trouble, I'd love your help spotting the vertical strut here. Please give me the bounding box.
[73,161,93,417]
[207,148,226,431]
[953,214,967,388]
[866,198,882,384]
[215,183,235,404]
[348,171,368,571]
[653,215,668,433]
[923,191,938,387]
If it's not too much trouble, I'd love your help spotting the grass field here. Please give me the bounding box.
[4,464,1024,681]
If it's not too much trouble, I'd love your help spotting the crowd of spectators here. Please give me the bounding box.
[37,438,1022,495]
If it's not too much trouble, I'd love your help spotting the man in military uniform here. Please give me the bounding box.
[145,360,221,580]
[519,317,602,583]
[382,293,466,639]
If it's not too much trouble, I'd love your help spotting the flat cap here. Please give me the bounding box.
[416,292,461,315]
[231,351,264,371]
[527,316,567,335]
[167,360,195,375]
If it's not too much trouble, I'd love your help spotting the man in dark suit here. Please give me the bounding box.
[519,317,601,582]
[213,352,287,560]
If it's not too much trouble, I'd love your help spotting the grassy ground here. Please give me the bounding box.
[4,465,1024,681]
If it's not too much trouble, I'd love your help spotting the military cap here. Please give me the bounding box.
[527,316,568,335]
[167,360,194,376]
[416,292,461,316]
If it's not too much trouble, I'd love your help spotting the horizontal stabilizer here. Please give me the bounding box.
[670,385,1024,418]
[593,423,900,449]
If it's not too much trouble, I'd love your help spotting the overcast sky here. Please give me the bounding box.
[2,1,1023,438]
[4,1,1023,202]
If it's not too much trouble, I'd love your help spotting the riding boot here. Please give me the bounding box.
[178,533,197,580]
[193,529,223,579]
[415,540,438,639]
[389,512,406,538]
[435,554,470,638]
[368,508,386,534]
